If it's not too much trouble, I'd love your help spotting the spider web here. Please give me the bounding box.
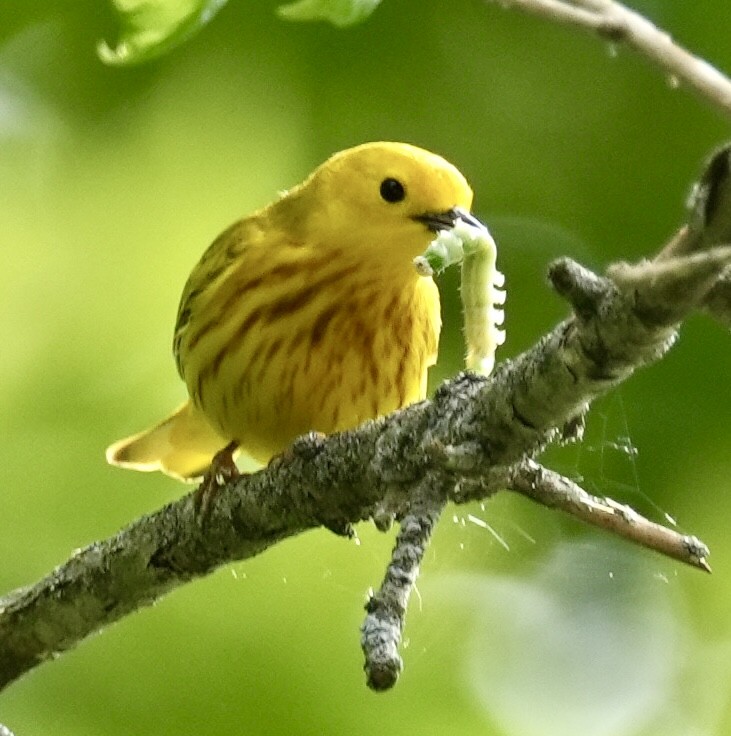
[440,387,678,567]
[559,390,675,527]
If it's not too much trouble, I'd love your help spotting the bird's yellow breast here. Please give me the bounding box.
[177,237,440,464]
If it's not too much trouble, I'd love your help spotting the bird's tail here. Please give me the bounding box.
[106,402,228,481]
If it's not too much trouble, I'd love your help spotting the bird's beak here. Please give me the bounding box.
[413,207,484,233]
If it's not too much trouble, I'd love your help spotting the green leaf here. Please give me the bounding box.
[99,0,228,66]
[277,0,382,27]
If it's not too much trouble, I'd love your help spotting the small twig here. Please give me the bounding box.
[488,0,731,119]
[361,482,445,691]
[504,459,711,572]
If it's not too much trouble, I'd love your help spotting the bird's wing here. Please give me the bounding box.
[172,218,256,377]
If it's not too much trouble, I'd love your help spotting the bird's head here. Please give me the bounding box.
[279,142,481,273]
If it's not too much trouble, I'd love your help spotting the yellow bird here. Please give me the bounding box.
[107,142,480,482]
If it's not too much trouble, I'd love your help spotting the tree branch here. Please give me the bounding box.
[504,460,711,571]
[487,0,731,119]
[361,485,445,691]
[1,155,728,688]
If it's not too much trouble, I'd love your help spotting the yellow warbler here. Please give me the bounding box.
[106,142,482,481]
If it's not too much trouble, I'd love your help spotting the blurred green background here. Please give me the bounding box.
[1,1,730,734]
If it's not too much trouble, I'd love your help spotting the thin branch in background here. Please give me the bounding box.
[488,0,731,119]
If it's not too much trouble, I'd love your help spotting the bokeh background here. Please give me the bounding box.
[1,1,730,734]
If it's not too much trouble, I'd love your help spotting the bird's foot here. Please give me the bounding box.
[193,440,240,521]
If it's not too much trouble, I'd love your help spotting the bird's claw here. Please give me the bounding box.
[193,441,240,522]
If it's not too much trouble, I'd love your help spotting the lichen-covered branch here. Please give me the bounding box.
[361,483,446,691]
[359,444,713,687]
[2,168,728,690]
[486,0,731,119]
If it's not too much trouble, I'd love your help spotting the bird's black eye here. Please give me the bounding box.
[380,178,406,203]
